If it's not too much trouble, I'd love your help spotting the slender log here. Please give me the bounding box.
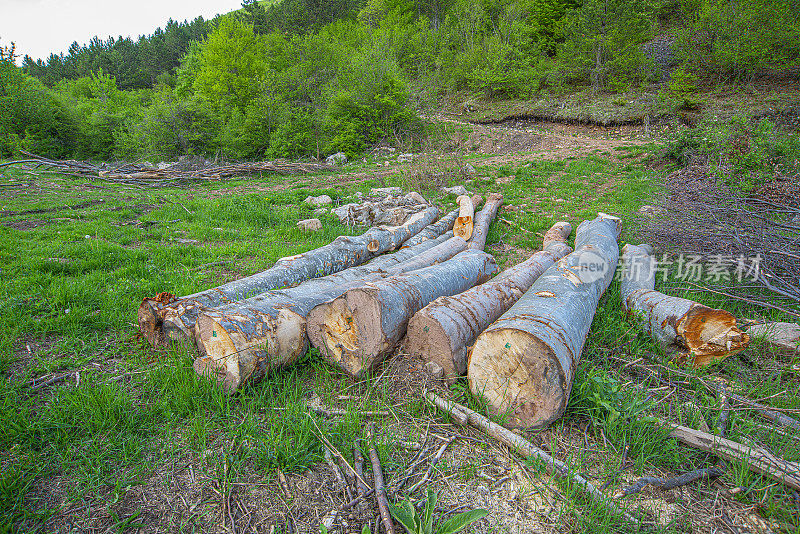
[402,208,458,248]
[406,221,573,381]
[613,467,725,498]
[620,244,750,367]
[193,234,467,392]
[367,424,396,534]
[454,195,475,240]
[468,213,622,429]
[139,206,440,347]
[468,193,503,251]
[307,249,499,377]
[659,419,800,491]
[424,392,639,526]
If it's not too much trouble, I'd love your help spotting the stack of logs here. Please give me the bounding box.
[140,193,750,430]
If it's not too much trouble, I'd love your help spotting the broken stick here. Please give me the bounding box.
[367,424,396,534]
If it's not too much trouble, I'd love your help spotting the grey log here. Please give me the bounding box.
[192,234,468,392]
[620,244,750,368]
[467,193,503,251]
[140,207,440,347]
[402,208,459,248]
[468,213,621,429]
[406,222,573,381]
[307,248,499,377]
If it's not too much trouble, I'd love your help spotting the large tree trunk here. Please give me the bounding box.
[192,234,469,392]
[141,207,440,347]
[620,244,750,367]
[468,213,621,429]
[453,195,475,240]
[468,193,503,250]
[307,249,499,377]
[406,222,573,381]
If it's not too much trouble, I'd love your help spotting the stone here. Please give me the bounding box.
[404,191,427,205]
[326,152,347,165]
[747,322,800,357]
[370,187,402,197]
[304,194,332,207]
[297,218,323,232]
[424,361,444,379]
[313,207,328,215]
[176,238,200,245]
[332,203,359,222]
[464,163,476,174]
[497,176,513,184]
[638,205,666,216]
[442,185,469,196]
[397,153,415,163]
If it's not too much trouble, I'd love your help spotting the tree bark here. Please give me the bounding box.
[620,244,750,368]
[140,207,440,347]
[406,222,573,382]
[468,193,503,250]
[192,234,468,392]
[402,208,458,248]
[307,249,499,377]
[468,213,621,429]
[454,195,475,240]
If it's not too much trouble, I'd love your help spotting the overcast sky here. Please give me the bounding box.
[0,0,243,63]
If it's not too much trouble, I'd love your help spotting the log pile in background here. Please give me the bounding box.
[306,248,499,377]
[193,232,469,391]
[468,213,622,429]
[139,207,440,347]
[620,243,750,367]
[331,191,433,226]
[406,221,573,382]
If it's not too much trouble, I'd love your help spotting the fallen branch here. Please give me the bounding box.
[367,423,396,534]
[425,391,640,526]
[659,419,800,491]
[613,467,725,498]
[406,436,455,495]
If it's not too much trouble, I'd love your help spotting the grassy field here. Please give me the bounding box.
[1,122,798,533]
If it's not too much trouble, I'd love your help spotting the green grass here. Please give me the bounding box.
[0,138,798,533]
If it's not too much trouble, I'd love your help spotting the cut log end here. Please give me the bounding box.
[454,195,476,240]
[193,314,242,393]
[367,239,380,252]
[469,328,567,429]
[680,305,751,367]
[542,221,573,249]
[405,313,460,379]
[308,289,384,377]
[138,300,164,347]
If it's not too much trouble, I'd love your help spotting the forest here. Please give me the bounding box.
[1,0,799,162]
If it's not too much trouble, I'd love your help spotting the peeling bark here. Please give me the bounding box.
[620,244,750,368]
[407,222,573,381]
[192,233,466,392]
[141,207,440,347]
[454,195,475,240]
[468,193,503,251]
[307,249,499,377]
[468,213,622,429]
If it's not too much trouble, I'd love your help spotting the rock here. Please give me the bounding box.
[638,205,666,216]
[157,161,174,170]
[297,218,323,232]
[747,322,800,358]
[313,207,328,215]
[304,194,332,207]
[497,176,513,184]
[442,185,469,196]
[176,238,200,245]
[425,361,444,379]
[326,152,347,165]
[464,163,476,174]
[370,187,402,197]
[404,191,427,205]
[397,153,415,163]
[555,198,565,203]
[332,203,359,223]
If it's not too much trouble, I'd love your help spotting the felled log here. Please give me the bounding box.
[402,208,459,248]
[468,213,621,429]
[620,244,750,367]
[454,195,475,240]
[467,193,503,250]
[406,221,573,381]
[307,249,499,377]
[193,234,467,392]
[746,322,800,358]
[140,207,439,347]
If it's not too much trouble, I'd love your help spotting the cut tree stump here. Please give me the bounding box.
[406,221,573,381]
[454,195,475,240]
[307,249,499,377]
[141,207,440,347]
[468,193,503,250]
[468,213,621,429]
[192,234,467,392]
[620,244,750,367]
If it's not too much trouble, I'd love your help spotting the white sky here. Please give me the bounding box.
[0,0,244,63]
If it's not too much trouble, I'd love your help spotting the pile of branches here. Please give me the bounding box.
[0,151,332,187]
[638,161,800,315]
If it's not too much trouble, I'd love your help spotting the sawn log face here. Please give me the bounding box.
[620,243,750,367]
[141,206,440,346]
[406,222,573,381]
[468,213,622,429]
[307,249,499,377]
